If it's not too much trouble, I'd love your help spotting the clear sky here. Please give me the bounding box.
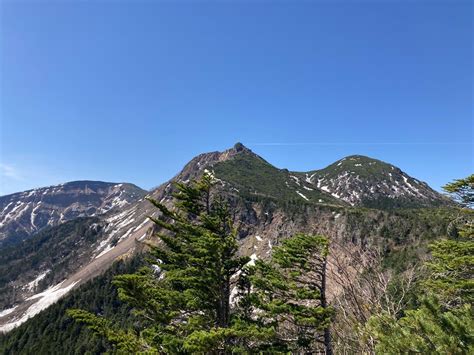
[1,0,472,195]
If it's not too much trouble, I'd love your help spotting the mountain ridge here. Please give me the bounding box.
[1,144,448,210]
[207,143,451,209]
[0,143,456,333]
[0,181,146,247]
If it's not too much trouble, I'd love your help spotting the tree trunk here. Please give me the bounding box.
[217,278,231,328]
[321,257,333,355]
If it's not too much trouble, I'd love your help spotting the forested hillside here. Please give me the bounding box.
[0,218,105,309]
[0,257,143,354]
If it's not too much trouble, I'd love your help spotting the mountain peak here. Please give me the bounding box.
[170,143,257,185]
[336,154,391,165]
[233,142,247,152]
[317,155,402,178]
[220,142,255,159]
[225,142,256,158]
[304,155,447,208]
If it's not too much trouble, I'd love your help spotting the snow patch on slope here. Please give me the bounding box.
[26,270,50,291]
[296,191,309,201]
[0,280,79,332]
[0,306,17,318]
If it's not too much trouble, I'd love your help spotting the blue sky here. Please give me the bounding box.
[1,0,472,195]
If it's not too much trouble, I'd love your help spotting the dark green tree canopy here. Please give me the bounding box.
[444,174,474,208]
[237,233,333,353]
[70,175,251,353]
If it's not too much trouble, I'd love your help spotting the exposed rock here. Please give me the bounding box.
[0,181,146,247]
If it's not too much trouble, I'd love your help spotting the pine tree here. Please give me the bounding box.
[369,297,473,354]
[425,174,474,306]
[238,233,334,353]
[70,175,251,353]
[444,174,474,208]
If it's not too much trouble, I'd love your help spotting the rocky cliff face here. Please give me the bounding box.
[0,143,456,332]
[0,181,146,247]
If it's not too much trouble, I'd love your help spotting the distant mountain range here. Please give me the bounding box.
[0,181,146,247]
[0,143,455,333]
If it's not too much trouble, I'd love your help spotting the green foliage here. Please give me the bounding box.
[368,175,474,353]
[70,175,251,353]
[377,207,459,271]
[239,234,334,353]
[361,196,445,209]
[443,174,474,208]
[423,175,474,307]
[425,239,474,306]
[0,257,142,354]
[368,298,474,354]
[0,217,104,308]
[66,309,147,353]
[212,150,342,205]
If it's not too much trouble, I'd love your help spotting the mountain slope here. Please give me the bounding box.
[0,143,456,333]
[0,218,106,313]
[301,155,451,208]
[0,200,459,346]
[211,144,345,205]
[0,181,146,247]
[0,257,142,354]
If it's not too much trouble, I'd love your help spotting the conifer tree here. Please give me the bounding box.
[369,297,473,354]
[425,174,474,306]
[444,174,474,208]
[238,233,334,353]
[70,175,251,353]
